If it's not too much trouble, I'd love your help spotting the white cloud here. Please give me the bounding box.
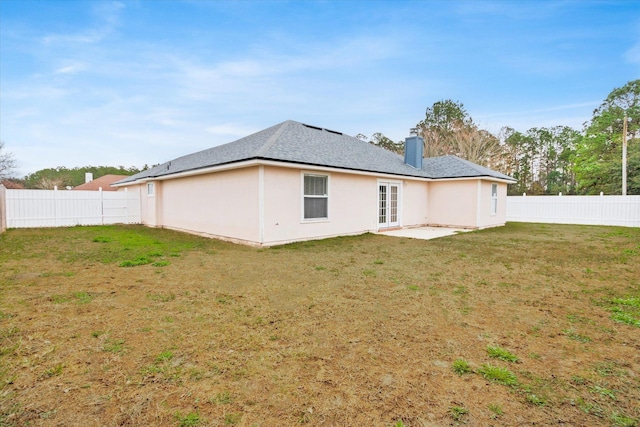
[624,40,640,66]
[475,101,599,133]
[481,101,600,118]
[205,124,259,137]
[54,62,88,74]
[41,1,124,45]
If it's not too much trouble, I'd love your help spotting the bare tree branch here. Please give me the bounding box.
[0,141,17,180]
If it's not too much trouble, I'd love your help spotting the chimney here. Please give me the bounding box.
[85,172,93,183]
[404,128,424,169]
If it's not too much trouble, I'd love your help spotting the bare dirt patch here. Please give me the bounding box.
[1,223,639,426]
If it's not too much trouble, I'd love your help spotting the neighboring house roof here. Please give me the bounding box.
[115,120,514,185]
[0,179,24,189]
[73,174,130,191]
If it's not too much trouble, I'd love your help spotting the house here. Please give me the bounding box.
[73,174,130,191]
[0,179,24,189]
[113,120,515,246]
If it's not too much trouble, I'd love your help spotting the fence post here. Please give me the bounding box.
[599,192,604,225]
[99,187,104,225]
[54,186,59,227]
[0,185,6,233]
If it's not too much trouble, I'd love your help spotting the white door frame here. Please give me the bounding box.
[377,180,402,229]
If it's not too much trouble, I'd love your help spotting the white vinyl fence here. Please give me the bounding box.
[5,187,141,228]
[506,195,640,227]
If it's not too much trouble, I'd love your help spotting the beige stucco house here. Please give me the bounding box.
[113,120,515,246]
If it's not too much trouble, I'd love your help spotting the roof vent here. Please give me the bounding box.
[302,123,343,135]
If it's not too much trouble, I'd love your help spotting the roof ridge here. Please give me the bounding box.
[255,120,293,157]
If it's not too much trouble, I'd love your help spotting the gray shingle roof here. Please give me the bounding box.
[115,120,514,184]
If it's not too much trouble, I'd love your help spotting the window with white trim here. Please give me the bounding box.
[147,182,155,197]
[490,183,498,215]
[303,174,328,220]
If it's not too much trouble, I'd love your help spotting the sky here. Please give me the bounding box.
[1,0,639,177]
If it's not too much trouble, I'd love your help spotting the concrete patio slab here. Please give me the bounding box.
[376,226,472,241]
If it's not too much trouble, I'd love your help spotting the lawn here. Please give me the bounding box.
[0,223,639,426]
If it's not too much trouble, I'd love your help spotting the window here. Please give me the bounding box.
[147,182,155,197]
[303,174,328,220]
[490,183,498,215]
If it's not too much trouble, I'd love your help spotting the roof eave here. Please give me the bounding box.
[113,157,439,184]
[432,175,516,183]
[111,157,515,186]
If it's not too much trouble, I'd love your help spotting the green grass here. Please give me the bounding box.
[224,413,242,425]
[175,411,201,427]
[450,406,469,421]
[609,296,640,327]
[43,364,64,377]
[211,391,233,405]
[590,385,616,400]
[119,256,153,267]
[50,291,93,304]
[73,291,92,304]
[50,294,71,304]
[478,364,519,386]
[611,412,637,427]
[486,345,519,363]
[156,351,174,363]
[562,328,592,343]
[148,293,175,302]
[103,338,125,353]
[452,359,472,375]
[52,225,206,265]
[526,393,546,406]
[488,403,503,417]
[152,260,170,267]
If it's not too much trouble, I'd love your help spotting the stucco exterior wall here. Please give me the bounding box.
[427,179,509,229]
[427,180,479,228]
[477,180,508,228]
[261,167,432,245]
[402,179,429,227]
[156,167,260,244]
[262,167,379,245]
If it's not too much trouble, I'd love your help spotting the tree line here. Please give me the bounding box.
[360,80,639,195]
[0,164,144,189]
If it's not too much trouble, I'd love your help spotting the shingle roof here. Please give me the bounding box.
[73,174,130,191]
[115,120,514,184]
